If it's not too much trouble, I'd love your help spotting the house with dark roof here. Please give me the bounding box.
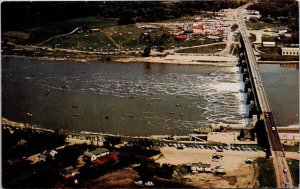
[83,148,109,162]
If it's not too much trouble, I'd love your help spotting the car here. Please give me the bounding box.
[272,127,276,131]
[217,149,223,152]
[252,148,257,152]
[177,146,184,150]
[245,159,254,164]
[283,168,287,174]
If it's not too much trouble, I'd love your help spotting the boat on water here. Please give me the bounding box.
[73,113,79,116]
[26,112,33,117]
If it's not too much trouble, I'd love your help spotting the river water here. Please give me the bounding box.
[2,57,244,136]
[258,64,299,126]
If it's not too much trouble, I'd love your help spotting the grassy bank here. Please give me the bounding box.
[256,157,276,188]
[286,159,299,186]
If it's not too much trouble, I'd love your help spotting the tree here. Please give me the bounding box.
[231,23,238,31]
[103,136,122,149]
[249,17,258,23]
[238,129,245,141]
[142,46,151,57]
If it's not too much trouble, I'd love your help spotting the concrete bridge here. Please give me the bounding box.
[236,8,294,188]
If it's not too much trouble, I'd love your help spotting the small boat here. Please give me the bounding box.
[128,115,133,118]
[179,113,184,116]
[175,104,181,107]
[104,115,109,119]
[72,105,78,108]
[25,77,32,80]
[128,96,134,99]
[169,112,175,114]
[73,114,79,116]
[26,112,33,117]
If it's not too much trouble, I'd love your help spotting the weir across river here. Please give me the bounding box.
[237,7,294,188]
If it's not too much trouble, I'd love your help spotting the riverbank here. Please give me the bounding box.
[2,53,237,66]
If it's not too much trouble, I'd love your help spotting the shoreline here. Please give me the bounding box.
[2,53,237,67]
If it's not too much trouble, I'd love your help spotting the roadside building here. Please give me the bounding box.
[279,133,299,146]
[83,147,109,162]
[279,47,299,56]
[262,41,276,47]
[191,163,211,173]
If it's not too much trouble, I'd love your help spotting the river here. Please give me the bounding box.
[2,57,245,136]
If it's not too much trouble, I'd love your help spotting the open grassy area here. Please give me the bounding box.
[261,34,278,42]
[259,54,299,61]
[176,44,226,54]
[283,145,300,152]
[43,32,117,50]
[245,21,281,30]
[256,157,276,188]
[286,159,299,186]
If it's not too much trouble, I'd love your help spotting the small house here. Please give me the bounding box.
[39,149,58,161]
[83,148,109,162]
[60,166,80,179]
[191,163,211,173]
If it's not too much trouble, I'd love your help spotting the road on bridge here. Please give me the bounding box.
[236,5,294,188]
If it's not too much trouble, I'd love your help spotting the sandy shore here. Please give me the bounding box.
[114,54,237,66]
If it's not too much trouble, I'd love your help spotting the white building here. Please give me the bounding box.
[280,47,299,56]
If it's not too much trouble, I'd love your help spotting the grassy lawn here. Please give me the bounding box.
[176,44,226,54]
[256,157,276,188]
[283,145,300,152]
[44,32,117,50]
[286,159,299,186]
[261,34,278,42]
[245,21,280,30]
[257,47,280,55]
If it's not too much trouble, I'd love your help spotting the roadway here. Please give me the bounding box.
[236,6,294,188]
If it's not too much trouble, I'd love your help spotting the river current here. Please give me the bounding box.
[7,58,297,136]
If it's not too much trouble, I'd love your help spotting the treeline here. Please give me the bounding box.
[2,1,246,30]
[249,0,299,31]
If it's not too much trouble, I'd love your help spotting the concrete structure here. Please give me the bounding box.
[83,148,109,162]
[191,163,211,173]
[246,10,261,20]
[262,41,276,47]
[280,47,299,56]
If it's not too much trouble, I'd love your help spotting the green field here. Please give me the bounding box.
[176,44,226,54]
[286,159,299,186]
[256,157,276,188]
[245,21,281,30]
[44,32,117,50]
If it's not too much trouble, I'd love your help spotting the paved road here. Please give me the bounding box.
[236,6,294,188]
